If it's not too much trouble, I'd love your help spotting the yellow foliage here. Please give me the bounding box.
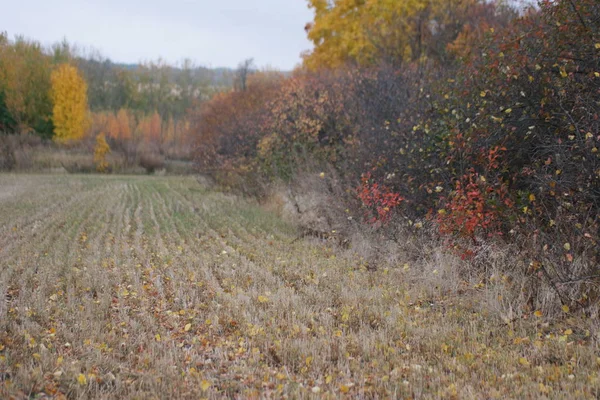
[50,64,88,143]
[77,373,87,385]
[303,0,481,70]
[94,133,110,173]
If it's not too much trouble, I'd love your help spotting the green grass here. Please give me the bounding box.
[0,174,598,399]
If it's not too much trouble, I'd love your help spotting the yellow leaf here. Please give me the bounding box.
[155,334,161,341]
[563,243,571,251]
[276,372,286,380]
[562,305,570,313]
[184,323,192,332]
[559,67,568,78]
[595,43,600,49]
[505,108,512,114]
[325,375,332,384]
[305,356,313,366]
[319,172,325,178]
[539,383,551,394]
[77,373,87,385]
[257,295,269,303]
[480,91,486,98]
[340,384,350,393]
[200,380,210,391]
[564,329,573,335]
[519,357,530,366]
[529,194,536,202]
[534,310,543,318]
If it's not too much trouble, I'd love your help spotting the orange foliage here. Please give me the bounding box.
[191,72,284,170]
[116,109,131,140]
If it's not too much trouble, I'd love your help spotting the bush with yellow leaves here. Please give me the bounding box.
[93,133,110,173]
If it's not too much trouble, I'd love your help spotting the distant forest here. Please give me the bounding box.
[0,33,260,160]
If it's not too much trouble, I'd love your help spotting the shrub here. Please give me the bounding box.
[190,72,284,181]
[139,152,165,174]
[0,134,17,170]
[93,133,110,173]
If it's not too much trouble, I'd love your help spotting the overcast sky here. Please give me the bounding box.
[0,0,315,70]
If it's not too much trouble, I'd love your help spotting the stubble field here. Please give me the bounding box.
[0,174,599,399]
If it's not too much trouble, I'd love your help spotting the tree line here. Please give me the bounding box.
[0,34,236,160]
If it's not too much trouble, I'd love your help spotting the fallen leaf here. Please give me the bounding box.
[257,295,269,303]
[201,380,210,391]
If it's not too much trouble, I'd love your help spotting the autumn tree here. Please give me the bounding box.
[303,0,514,69]
[50,64,89,143]
[191,71,284,175]
[116,108,132,140]
[93,133,110,172]
[148,111,162,144]
[0,35,53,136]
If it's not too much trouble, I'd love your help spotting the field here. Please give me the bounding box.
[1,174,599,399]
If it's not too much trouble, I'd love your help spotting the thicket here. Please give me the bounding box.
[192,0,600,314]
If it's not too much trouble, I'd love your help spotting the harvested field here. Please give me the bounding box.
[0,174,598,399]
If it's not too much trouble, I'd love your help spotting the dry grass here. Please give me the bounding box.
[1,174,599,399]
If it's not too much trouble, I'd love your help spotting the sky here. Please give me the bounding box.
[0,0,315,70]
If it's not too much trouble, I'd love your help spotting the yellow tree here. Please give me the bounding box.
[50,64,88,143]
[303,0,484,69]
[93,132,111,172]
